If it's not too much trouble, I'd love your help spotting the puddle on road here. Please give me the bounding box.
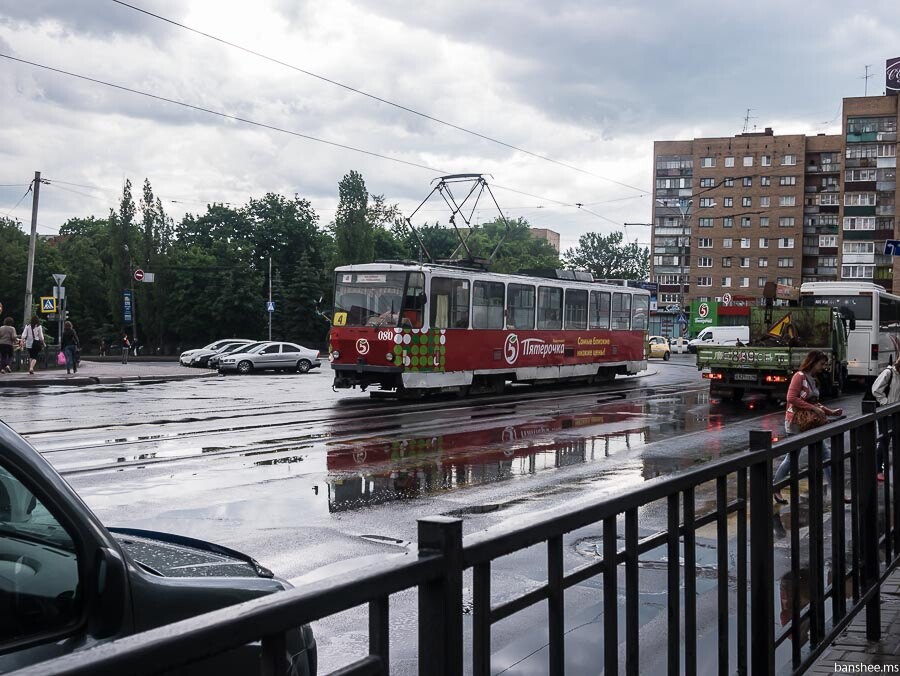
[323,388,771,513]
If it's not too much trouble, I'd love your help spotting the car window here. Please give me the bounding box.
[261,345,280,354]
[0,463,82,645]
[283,344,302,353]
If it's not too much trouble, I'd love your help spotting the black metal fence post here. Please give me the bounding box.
[417,516,464,676]
[748,430,774,675]
[860,401,881,641]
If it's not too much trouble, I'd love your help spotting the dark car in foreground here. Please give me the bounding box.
[0,421,316,675]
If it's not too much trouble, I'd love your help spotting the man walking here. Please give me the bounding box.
[872,354,900,481]
[121,333,131,364]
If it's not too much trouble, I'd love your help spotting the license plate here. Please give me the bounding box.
[734,373,757,381]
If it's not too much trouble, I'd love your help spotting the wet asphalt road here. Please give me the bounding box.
[0,356,865,673]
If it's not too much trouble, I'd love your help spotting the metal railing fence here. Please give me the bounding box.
[16,401,900,676]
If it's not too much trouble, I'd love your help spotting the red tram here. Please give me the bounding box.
[328,262,649,395]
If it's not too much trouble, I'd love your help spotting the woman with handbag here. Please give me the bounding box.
[22,315,45,375]
[61,320,81,374]
[773,350,844,504]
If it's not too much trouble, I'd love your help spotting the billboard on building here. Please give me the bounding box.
[888,57,900,96]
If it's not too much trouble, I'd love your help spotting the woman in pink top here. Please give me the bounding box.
[773,350,843,503]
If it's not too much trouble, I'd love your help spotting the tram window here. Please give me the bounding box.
[564,289,588,329]
[402,272,426,329]
[537,286,563,330]
[611,293,631,330]
[632,295,649,331]
[473,281,505,329]
[507,284,535,330]
[430,277,470,329]
[589,291,610,329]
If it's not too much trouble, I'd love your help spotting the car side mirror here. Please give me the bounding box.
[91,547,129,638]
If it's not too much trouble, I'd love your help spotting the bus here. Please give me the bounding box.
[800,281,900,381]
[328,262,650,396]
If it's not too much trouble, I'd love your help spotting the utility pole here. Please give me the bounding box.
[22,171,41,329]
[268,256,273,341]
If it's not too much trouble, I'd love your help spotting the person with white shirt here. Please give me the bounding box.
[22,315,45,375]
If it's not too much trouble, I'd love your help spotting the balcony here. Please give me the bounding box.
[877,206,896,216]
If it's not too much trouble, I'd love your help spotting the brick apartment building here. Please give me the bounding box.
[650,59,900,332]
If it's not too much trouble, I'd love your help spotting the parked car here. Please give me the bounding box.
[0,420,316,675]
[219,342,321,375]
[187,340,256,368]
[687,326,750,353]
[669,336,690,354]
[647,335,671,360]
[179,339,253,366]
[208,341,271,369]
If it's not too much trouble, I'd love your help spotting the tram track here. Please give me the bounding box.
[48,383,729,477]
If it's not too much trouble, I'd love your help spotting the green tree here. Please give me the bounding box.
[332,171,372,266]
[563,231,649,280]
[56,216,111,347]
[285,252,328,346]
[107,180,137,330]
[0,218,30,325]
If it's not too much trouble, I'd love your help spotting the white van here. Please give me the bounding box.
[687,326,749,353]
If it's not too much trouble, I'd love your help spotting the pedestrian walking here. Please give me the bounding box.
[121,333,131,364]
[22,316,45,375]
[61,320,81,375]
[99,338,107,357]
[870,355,900,481]
[0,317,17,374]
[773,350,844,504]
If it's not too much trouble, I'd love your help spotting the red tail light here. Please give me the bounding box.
[872,344,879,360]
[764,375,788,383]
[703,372,724,380]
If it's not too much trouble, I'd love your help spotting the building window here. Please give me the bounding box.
[698,217,714,228]
[759,257,769,267]
[760,217,770,228]
[722,276,732,287]
[724,177,734,187]
[760,196,770,207]
[723,238,733,248]
[724,197,733,208]
[819,235,837,247]
[740,238,751,249]
[701,157,715,168]
[777,277,794,286]
[777,257,794,268]
[758,277,768,287]
[723,217,734,228]
[742,177,752,187]
[845,168,877,181]
[740,277,750,288]
[741,216,751,228]
[842,265,875,279]
[843,241,875,254]
[761,176,771,187]
[699,198,716,207]
[743,156,753,167]
[759,237,769,248]
[779,176,797,186]
[740,257,750,267]
[725,156,735,167]
[820,256,837,267]
[778,238,795,248]
[779,196,796,207]
[779,217,796,227]
[742,197,752,208]
[846,144,878,159]
[697,276,712,287]
[843,216,876,230]
[879,144,896,158]
[722,256,732,267]
[762,155,772,166]
[782,154,796,166]
[697,237,713,248]
[699,178,715,188]
[697,257,713,267]
[820,194,839,206]
[844,193,877,207]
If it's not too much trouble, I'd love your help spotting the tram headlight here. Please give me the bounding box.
[386,352,394,362]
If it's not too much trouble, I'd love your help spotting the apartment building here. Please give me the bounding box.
[651,63,900,325]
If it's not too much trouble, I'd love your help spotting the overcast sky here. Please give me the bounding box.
[2,1,899,252]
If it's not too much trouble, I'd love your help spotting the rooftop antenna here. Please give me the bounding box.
[741,108,756,133]
[861,64,873,96]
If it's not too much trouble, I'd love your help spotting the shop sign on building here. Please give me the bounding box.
[887,56,900,96]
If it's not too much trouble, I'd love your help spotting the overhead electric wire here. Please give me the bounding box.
[110,0,648,195]
[1,182,33,218]
[1,53,448,175]
[44,178,109,191]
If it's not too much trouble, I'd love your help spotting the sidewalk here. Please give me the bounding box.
[0,359,214,388]
[809,567,900,673]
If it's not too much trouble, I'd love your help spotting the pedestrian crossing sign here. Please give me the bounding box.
[40,297,57,313]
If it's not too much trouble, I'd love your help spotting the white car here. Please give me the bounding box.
[669,337,690,354]
[179,339,253,366]
[219,342,322,374]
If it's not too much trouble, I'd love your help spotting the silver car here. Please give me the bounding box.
[219,342,322,374]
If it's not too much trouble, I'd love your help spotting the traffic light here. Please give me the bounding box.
[64,310,69,320]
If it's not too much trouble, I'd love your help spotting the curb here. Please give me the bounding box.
[0,372,215,389]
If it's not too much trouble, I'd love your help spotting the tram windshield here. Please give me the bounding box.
[334,271,425,328]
